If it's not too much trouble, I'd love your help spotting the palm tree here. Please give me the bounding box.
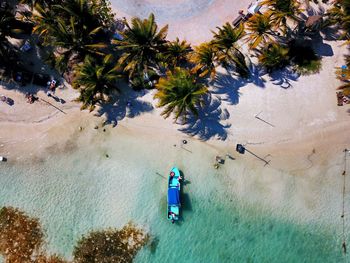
[0,8,21,68]
[212,23,249,77]
[73,55,122,111]
[154,67,208,122]
[262,0,302,34]
[258,42,289,71]
[32,1,110,73]
[188,42,217,79]
[162,38,191,68]
[115,13,168,78]
[327,0,350,41]
[246,12,275,49]
[20,0,58,9]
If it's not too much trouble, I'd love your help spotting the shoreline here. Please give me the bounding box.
[1,1,350,261]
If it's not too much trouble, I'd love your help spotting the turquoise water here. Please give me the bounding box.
[0,131,346,262]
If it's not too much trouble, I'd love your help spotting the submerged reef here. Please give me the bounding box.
[73,223,149,263]
[0,207,148,263]
[0,207,43,263]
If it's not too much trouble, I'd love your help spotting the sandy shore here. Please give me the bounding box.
[1,37,349,175]
[0,2,350,259]
[110,0,254,44]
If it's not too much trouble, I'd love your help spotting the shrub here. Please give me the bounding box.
[288,40,322,75]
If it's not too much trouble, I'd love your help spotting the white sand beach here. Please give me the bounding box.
[1,0,350,261]
[110,0,254,44]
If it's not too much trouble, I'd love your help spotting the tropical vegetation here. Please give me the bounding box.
[188,42,217,79]
[246,12,275,49]
[114,13,168,78]
[0,7,23,68]
[212,23,249,77]
[32,0,114,73]
[262,0,303,35]
[162,37,192,68]
[154,67,208,122]
[73,54,122,111]
[0,0,345,125]
[258,42,290,71]
[288,39,322,75]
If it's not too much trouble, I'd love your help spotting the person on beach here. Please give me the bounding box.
[47,80,56,97]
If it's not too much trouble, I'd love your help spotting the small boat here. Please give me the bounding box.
[167,167,181,223]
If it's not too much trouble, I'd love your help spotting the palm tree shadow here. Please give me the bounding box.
[211,72,245,105]
[269,67,300,89]
[178,95,231,141]
[247,64,266,88]
[95,83,154,126]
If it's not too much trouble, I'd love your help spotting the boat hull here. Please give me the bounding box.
[167,167,181,222]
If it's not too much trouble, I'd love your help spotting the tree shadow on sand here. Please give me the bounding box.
[95,84,154,126]
[300,6,341,42]
[178,95,231,141]
[269,67,300,89]
[211,72,245,105]
[211,66,266,105]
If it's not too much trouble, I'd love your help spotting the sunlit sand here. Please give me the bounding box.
[1,0,350,262]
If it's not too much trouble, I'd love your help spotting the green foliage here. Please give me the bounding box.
[189,42,217,79]
[32,0,114,72]
[258,42,290,71]
[212,23,249,77]
[129,69,159,90]
[0,8,22,68]
[246,13,274,49]
[73,223,149,263]
[212,23,245,52]
[115,13,168,78]
[73,55,122,111]
[327,0,350,41]
[154,67,208,122]
[288,40,322,75]
[294,59,322,75]
[162,38,192,68]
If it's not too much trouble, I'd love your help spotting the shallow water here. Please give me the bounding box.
[0,130,346,262]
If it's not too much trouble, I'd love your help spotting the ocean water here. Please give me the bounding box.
[0,129,346,262]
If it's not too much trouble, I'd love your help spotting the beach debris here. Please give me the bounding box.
[182,140,188,145]
[255,111,275,127]
[94,125,98,129]
[236,144,246,154]
[0,156,7,162]
[342,241,347,254]
[226,153,235,160]
[236,144,270,166]
[216,156,225,164]
[213,163,219,169]
[79,126,83,131]
[105,154,109,158]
